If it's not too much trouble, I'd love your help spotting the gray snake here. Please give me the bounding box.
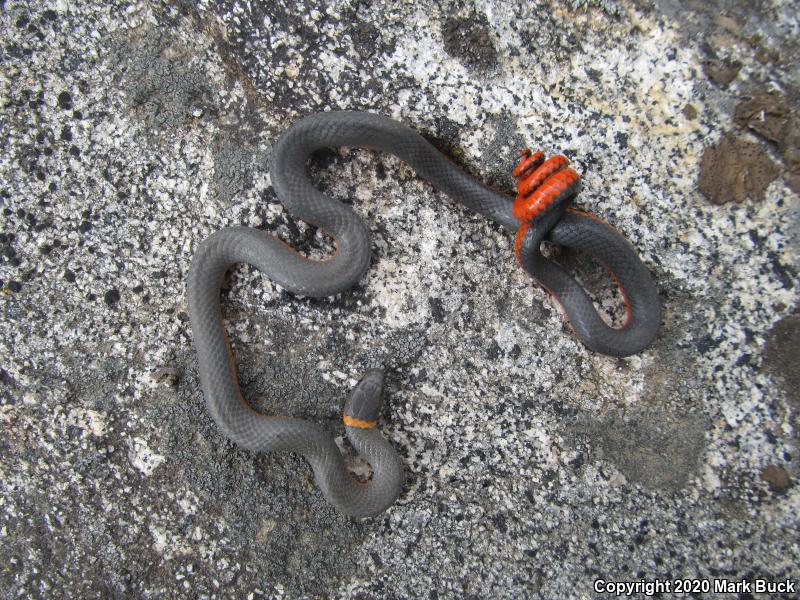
[187,111,661,516]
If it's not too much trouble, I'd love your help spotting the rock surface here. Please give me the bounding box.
[1,0,798,597]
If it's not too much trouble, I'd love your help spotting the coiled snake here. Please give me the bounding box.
[187,111,661,516]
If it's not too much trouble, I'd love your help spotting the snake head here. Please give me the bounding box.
[342,368,385,428]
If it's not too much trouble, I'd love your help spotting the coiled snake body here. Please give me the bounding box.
[187,111,661,517]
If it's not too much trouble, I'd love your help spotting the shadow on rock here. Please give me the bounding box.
[572,405,709,489]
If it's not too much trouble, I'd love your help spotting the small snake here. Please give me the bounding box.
[187,111,661,517]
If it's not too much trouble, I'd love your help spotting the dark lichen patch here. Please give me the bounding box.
[423,115,463,158]
[112,27,217,136]
[698,132,780,204]
[348,19,382,60]
[514,8,586,65]
[762,314,800,408]
[573,406,709,490]
[440,13,498,73]
[212,137,257,206]
[352,328,428,374]
[480,113,526,191]
[226,311,342,418]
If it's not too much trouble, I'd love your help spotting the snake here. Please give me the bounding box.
[187,111,661,517]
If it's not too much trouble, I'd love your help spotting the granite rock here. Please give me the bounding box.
[1,0,798,597]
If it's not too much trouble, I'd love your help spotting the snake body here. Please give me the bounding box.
[187,111,661,517]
